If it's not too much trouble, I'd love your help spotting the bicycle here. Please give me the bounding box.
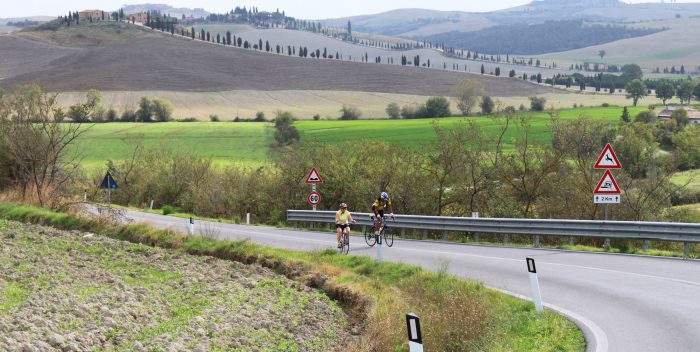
[364,215,394,247]
[337,222,352,255]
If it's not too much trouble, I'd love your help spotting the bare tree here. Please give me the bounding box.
[0,84,89,208]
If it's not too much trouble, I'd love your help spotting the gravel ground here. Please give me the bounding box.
[0,221,347,351]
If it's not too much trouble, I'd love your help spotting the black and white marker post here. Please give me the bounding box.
[188,217,194,236]
[376,228,383,263]
[526,257,543,312]
[406,313,423,352]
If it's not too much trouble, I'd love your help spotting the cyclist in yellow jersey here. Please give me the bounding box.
[335,203,355,248]
[371,192,394,235]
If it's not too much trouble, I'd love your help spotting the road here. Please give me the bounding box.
[122,209,700,352]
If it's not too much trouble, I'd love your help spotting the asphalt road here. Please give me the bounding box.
[122,210,700,352]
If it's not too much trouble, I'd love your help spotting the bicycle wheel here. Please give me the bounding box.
[364,227,376,247]
[384,228,394,247]
[341,233,350,255]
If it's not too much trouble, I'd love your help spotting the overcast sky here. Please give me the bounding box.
[5,0,700,19]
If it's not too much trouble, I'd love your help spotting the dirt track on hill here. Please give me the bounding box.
[0,34,549,96]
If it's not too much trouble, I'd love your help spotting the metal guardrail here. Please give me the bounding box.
[287,210,700,248]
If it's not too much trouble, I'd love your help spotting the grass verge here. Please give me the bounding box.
[0,203,585,351]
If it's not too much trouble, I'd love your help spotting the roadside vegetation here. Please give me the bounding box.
[0,204,585,351]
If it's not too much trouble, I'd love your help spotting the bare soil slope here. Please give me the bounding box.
[0,25,549,97]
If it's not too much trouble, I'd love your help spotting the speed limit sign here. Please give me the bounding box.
[307,192,321,206]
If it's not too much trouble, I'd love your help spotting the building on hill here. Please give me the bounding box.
[657,106,700,124]
[79,10,108,21]
[129,12,149,24]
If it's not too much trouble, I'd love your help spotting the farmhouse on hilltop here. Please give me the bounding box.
[79,10,109,21]
[129,12,149,24]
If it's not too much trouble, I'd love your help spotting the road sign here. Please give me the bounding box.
[99,172,118,189]
[594,170,621,194]
[594,195,621,204]
[594,143,622,169]
[305,167,324,184]
[307,192,321,206]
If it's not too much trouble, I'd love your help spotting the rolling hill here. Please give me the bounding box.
[0,21,551,97]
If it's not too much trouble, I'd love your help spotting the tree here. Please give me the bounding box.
[671,109,689,128]
[480,64,485,75]
[385,103,400,119]
[151,98,173,122]
[255,112,266,122]
[273,111,299,146]
[694,82,700,102]
[621,106,631,123]
[598,50,606,60]
[529,96,546,111]
[621,64,643,82]
[0,84,86,208]
[339,105,361,120]
[480,96,495,115]
[624,79,647,106]
[137,97,153,122]
[655,79,675,106]
[419,97,451,118]
[634,110,657,124]
[495,67,501,76]
[451,79,485,116]
[676,80,695,105]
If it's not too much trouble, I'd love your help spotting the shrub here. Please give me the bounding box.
[313,114,321,121]
[415,97,451,118]
[255,112,266,122]
[339,105,361,120]
[162,205,175,215]
[480,96,495,115]
[209,115,220,122]
[602,103,610,107]
[519,104,526,111]
[634,110,657,123]
[385,103,401,119]
[529,96,547,111]
[177,117,197,122]
[401,105,417,119]
[120,109,137,122]
[151,98,173,122]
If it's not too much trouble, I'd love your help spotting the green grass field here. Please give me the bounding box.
[74,106,644,169]
[74,122,274,169]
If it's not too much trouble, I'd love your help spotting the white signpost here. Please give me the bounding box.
[526,258,544,313]
[406,313,424,352]
[594,145,622,220]
[305,168,324,211]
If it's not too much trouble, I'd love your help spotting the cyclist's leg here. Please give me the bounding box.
[375,209,385,234]
[336,224,343,246]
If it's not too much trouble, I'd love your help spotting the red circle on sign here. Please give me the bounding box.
[307,192,321,205]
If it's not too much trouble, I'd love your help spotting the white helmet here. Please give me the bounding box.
[380,192,389,201]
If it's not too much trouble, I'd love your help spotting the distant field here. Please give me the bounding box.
[74,106,643,168]
[74,122,273,169]
[54,89,668,121]
[671,169,700,193]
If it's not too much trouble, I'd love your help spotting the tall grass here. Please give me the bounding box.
[0,203,584,351]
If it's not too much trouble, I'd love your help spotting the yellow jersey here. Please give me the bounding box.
[336,210,351,224]
[372,199,391,211]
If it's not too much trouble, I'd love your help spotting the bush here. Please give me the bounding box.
[386,103,401,119]
[177,117,197,122]
[254,112,266,122]
[162,205,175,215]
[414,97,451,118]
[480,96,495,115]
[313,114,321,121]
[401,105,417,119]
[151,98,173,122]
[519,104,526,111]
[634,110,657,123]
[602,103,610,107]
[529,96,547,111]
[209,115,220,122]
[339,105,361,120]
[120,109,137,122]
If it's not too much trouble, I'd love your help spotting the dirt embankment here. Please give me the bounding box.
[0,222,348,351]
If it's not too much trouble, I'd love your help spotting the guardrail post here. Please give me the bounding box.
[400,228,405,237]
[362,225,367,234]
[421,229,428,240]
[642,240,650,251]
[568,236,575,246]
[684,242,691,258]
[474,233,480,243]
[533,235,540,247]
[603,238,611,250]
[503,234,510,244]
[442,231,449,241]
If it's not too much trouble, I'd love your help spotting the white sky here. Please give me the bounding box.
[4,0,700,19]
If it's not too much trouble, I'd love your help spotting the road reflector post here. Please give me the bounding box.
[376,232,383,263]
[83,190,87,203]
[526,257,544,312]
[503,234,510,244]
[406,313,423,352]
[188,217,194,236]
[400,228,406,237]
[443,230,449,241]
[149,195,154,210]
[603,238,611,250]
[246,207,251,225]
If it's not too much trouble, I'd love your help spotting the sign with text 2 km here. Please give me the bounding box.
[594,144,622,169]
[304,167,324,184]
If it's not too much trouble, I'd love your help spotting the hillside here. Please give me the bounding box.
[539,18,700,71]
[0,21,551,97]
